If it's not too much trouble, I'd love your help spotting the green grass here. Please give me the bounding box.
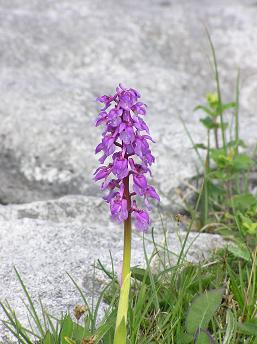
[1,35,257,343]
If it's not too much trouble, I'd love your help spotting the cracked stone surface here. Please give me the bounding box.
[0,196,227,342]
[0,0,257,204]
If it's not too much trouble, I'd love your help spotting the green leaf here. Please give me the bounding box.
[230,194,257,211]
[210,149,228,168]
[43,331,55,344]
[194,143,207,150]
[227,139,247,149]
[243,221,257,235]
[194,105,214,117]
[237,319,257,336]
[64,337,76,344]
[60,315,73,343]
[113,317,126,344]
[196,330,213,344]
[223,310,236,344]
[113,273,131,344]
[227,243,251,262]
[200,117,219,129]
[231,154,254,171]
[131,267,150,284]
[178,333,194,344]
[72,323,88,341]
[185,288,224,334]
[207,170,228,181]
[222,102,236,111]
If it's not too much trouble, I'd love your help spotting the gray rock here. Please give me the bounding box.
[0,195,227,342]
[0,0,257,204]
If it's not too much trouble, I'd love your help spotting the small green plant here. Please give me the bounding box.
[0,267,117,344]
[181,33,256,250]
[1,233,257,343]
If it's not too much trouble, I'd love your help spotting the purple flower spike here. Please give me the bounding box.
[94,84,160,231]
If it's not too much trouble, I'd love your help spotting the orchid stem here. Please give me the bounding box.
[122,214,132,284]
[122,175,132,284]
[113,175,132,344]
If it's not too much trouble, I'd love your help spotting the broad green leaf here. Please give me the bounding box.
[243,221,257,235]
[208,170,228,181]
[196,330,213,344]
[115,273,131,325]
[131,267,150,284]
[113,273,131,344]
[237,319,257,336]
[64,337,76,344]
[223,310,236,344]
[43,331,55,344]
[186,288,224,334]
[231,154,254,171]
[61,315,73,343]
[71,323,87,341]
[113,317,126,344]
[200,117,219,129]
[231,194,257,211]
[227,139,246,148]
[210,149,228,168]
[227,243,251,262]
[178,333,193,344]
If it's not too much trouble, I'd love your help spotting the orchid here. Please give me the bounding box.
[94,83,160,232]
[94,84,159,344]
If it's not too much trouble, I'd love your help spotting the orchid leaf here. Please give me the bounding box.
[223,310,236,344]
[113,273,131,344]
[186,288,224,335]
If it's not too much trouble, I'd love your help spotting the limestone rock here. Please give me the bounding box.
[0,196,226,342]
[0,0,257,204]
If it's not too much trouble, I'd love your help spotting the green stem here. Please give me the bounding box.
[121,215,132,284]
[203,130,210,226]
[113,175,132,344]
[121,175,132,284]
[235,69,240,155]
[206,29,227,152]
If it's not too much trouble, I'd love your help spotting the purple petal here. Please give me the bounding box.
[146,185,160,201]
[134,117,149,133]
[120,126,135,145]
[132,102,147,115]
[94,165,112,181]
[110,196,128,222]
[112,157,128,179]
[133,174,148,194]
[95,111,108,127]
[95,142,103,154]
[133,210,150,232]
